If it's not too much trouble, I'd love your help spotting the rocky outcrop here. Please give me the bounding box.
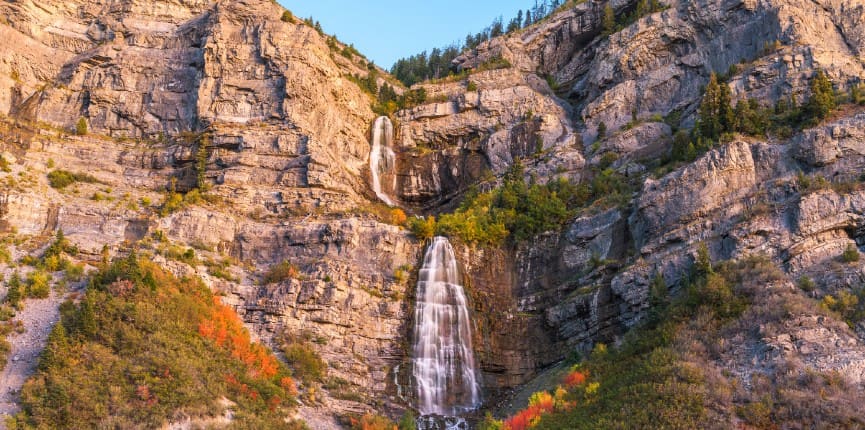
[392,68,584,209]
[1,0,381,201]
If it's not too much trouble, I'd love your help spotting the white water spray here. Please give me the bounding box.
[412,237,481,418]
[369,116,397,206]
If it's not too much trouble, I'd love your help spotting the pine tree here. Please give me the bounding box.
[698,73,721,140]
[196,137,209,191]
[695,243,714,276]
[597,122,607,140]
[670,130,692,162]
[649,273,668,308]
[78,296,98,339]
[806,69,836,121]
[637,0,649,16]
[719,82,735,134]
[75,117,88,136]
[852,84,863,105]
[40,323,69,370]
[602,4,616,36]
[697,73,733,141]
[5,272,22,308]
[733,99,751,134]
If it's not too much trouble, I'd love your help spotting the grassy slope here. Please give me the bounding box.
[489,255,865,430]
[7,254,305,429]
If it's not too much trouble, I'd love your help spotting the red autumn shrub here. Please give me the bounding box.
[199,297,279,379]
[563,370,587,388]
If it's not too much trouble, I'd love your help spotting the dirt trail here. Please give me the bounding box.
[0,290,64,426]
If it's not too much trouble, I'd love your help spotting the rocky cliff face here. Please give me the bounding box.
[2,0,865,426]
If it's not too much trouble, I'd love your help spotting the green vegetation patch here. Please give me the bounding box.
[408,160,630,245]
[47,170,100,189]
[666,69,847,168]
[490,250,863,429]
[8,255,304,429]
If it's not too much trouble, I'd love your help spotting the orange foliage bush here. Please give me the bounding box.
[503,370,586,429]
[199,298,279,380]
[563,370,587,388]
[349,412,397,430]
[505,405,544,430]
[280,376,298,396]
[390,208,407,225]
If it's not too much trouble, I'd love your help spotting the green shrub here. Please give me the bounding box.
[4,272,23,307]
[422,161,629,245]
[349,413,396,430]
[407,216,437,241]
[162,245,197,266]
[398,411,417,430]
[0,337,8,371]
[159,191,184,216]
[601,4,615,35]
[597,121,607,140]
[842,243,860,263]
[26,270,51,298]
[821,291,860,323]
[670,130,696,162]
[45,229,78,261]
[852,84,865,105]
[75,117,88,136]
[47,170,99,189]
[598,152,619,168]
[394,266,409,284]
[477,55,512,72]
[195,138,209,192]
[806,69,836,122]
[467,81,478,92]
[263,260,299,284]
[0,155,10,172]
[282,342,326,382]
[62,260,85,282]
[280,10,295,23]
[736,397,775,428]
[797,276,816,292]
[545,74,559,91]
[205,259,237,282]
[0,244,10,264]
[478,413,504,430]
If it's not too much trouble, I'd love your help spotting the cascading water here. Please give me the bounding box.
[412,237,481,425]
[369,116,397,206]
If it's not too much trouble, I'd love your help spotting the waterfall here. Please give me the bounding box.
[412,237,482,418]
[370,116,397,206]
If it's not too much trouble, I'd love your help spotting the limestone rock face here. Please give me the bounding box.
[1,0,377,199]
[393,68,584,209]
[3,0,865,424]
[632,140,759,252]
[453,0,865,144]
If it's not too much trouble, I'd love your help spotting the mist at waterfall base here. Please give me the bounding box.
[411,237,482,429]
[369,116,397,206]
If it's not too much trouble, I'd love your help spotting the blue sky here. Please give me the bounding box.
[279,0,531,69]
